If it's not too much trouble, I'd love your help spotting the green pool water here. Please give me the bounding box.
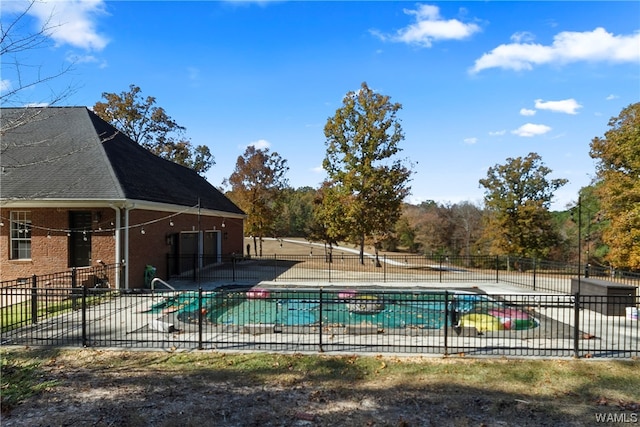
[148,289,537,330]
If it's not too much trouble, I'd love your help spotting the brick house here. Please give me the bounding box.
[0,107,245,289]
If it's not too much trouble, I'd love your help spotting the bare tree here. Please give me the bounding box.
[1,0,77,111]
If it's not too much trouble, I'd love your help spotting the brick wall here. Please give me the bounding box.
[0,208,116,282]
[0,207,244,288]
[127,210,244,288]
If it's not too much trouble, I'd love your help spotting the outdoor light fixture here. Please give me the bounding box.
[169,219,174,227]
[141,227,146,235]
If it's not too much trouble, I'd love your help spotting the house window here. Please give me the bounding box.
[10,211,31,260]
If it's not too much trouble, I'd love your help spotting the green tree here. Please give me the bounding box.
[274,187,316,237]
[93,84,213,175]
[224,145,289,256]
[307,181,350,260]
[401,201,484,257]
[589,103,640,270]
[552,185,608,265]
[393,215,419,253]
[323,82,412,265]
[479,152,567,258]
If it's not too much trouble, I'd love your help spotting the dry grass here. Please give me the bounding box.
[249,237,400,257]
[2,347,639,426]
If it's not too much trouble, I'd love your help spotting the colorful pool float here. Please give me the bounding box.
[338,290,357,299]
[246,288,270,299]
[488,308,537,330]
[347,295,385,314]
[459,313,504,332]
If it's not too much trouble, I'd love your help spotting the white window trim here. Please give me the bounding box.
[10,211,31,260]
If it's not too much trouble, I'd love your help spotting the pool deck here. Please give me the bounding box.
[167,279,554,296]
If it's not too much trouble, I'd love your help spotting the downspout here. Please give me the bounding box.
[110,204,122,289]
[123,204,133,290]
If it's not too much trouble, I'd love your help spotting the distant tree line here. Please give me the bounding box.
[89,83,640,271]
[222,100,640,272]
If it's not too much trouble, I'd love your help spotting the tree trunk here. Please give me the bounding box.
[374,245,381,268]
[359,235,365,265]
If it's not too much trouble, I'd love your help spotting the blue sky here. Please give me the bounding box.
[2,1,639,210]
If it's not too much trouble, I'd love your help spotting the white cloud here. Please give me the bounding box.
[510,31,535,43]
[606,94,619,101]
[65,52,108,70]
[0,79,12,92]
[26,0,109,51]
[373,4,481,47]
[24,102,50,108]
[520,108,536,116]
[248,139,271,150]
[511,123,552,137]
[489,130,506,136]
[535,98,582,114]
[311,165,324,173]
[471,27,640,73]
[463,137,478,144]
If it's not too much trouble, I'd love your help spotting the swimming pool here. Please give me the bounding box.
[148,288,539,332]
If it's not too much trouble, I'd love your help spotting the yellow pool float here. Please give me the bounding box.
[459,313,504,332]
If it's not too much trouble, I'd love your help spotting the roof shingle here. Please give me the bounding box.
[1,107,244,215]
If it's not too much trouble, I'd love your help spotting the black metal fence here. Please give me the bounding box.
[2,286,638,358]
[0,264,120,333]
[166,254,640,292]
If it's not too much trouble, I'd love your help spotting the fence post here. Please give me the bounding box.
[495,255,499,283]
[71,267,78,310]
[198,287,203,350]
[318,287,324,353]
[383,255,387,283]
[30,274,38,325]
[444,290,449,356]
[573,292,580,358]
[533,258,537,291]
[274,254,278,281]
[81,285,88,347]
[232,256,236,282]
[439,256,443,283]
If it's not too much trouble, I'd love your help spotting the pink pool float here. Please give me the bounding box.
[338,290,357,299]
[246,288,270,299]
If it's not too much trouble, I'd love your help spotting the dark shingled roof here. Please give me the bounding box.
[0,106,244,215]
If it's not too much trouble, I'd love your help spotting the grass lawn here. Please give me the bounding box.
[1,292,113,333]
[2,347,639,426]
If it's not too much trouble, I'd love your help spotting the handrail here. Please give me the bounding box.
[150,278,176,292]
